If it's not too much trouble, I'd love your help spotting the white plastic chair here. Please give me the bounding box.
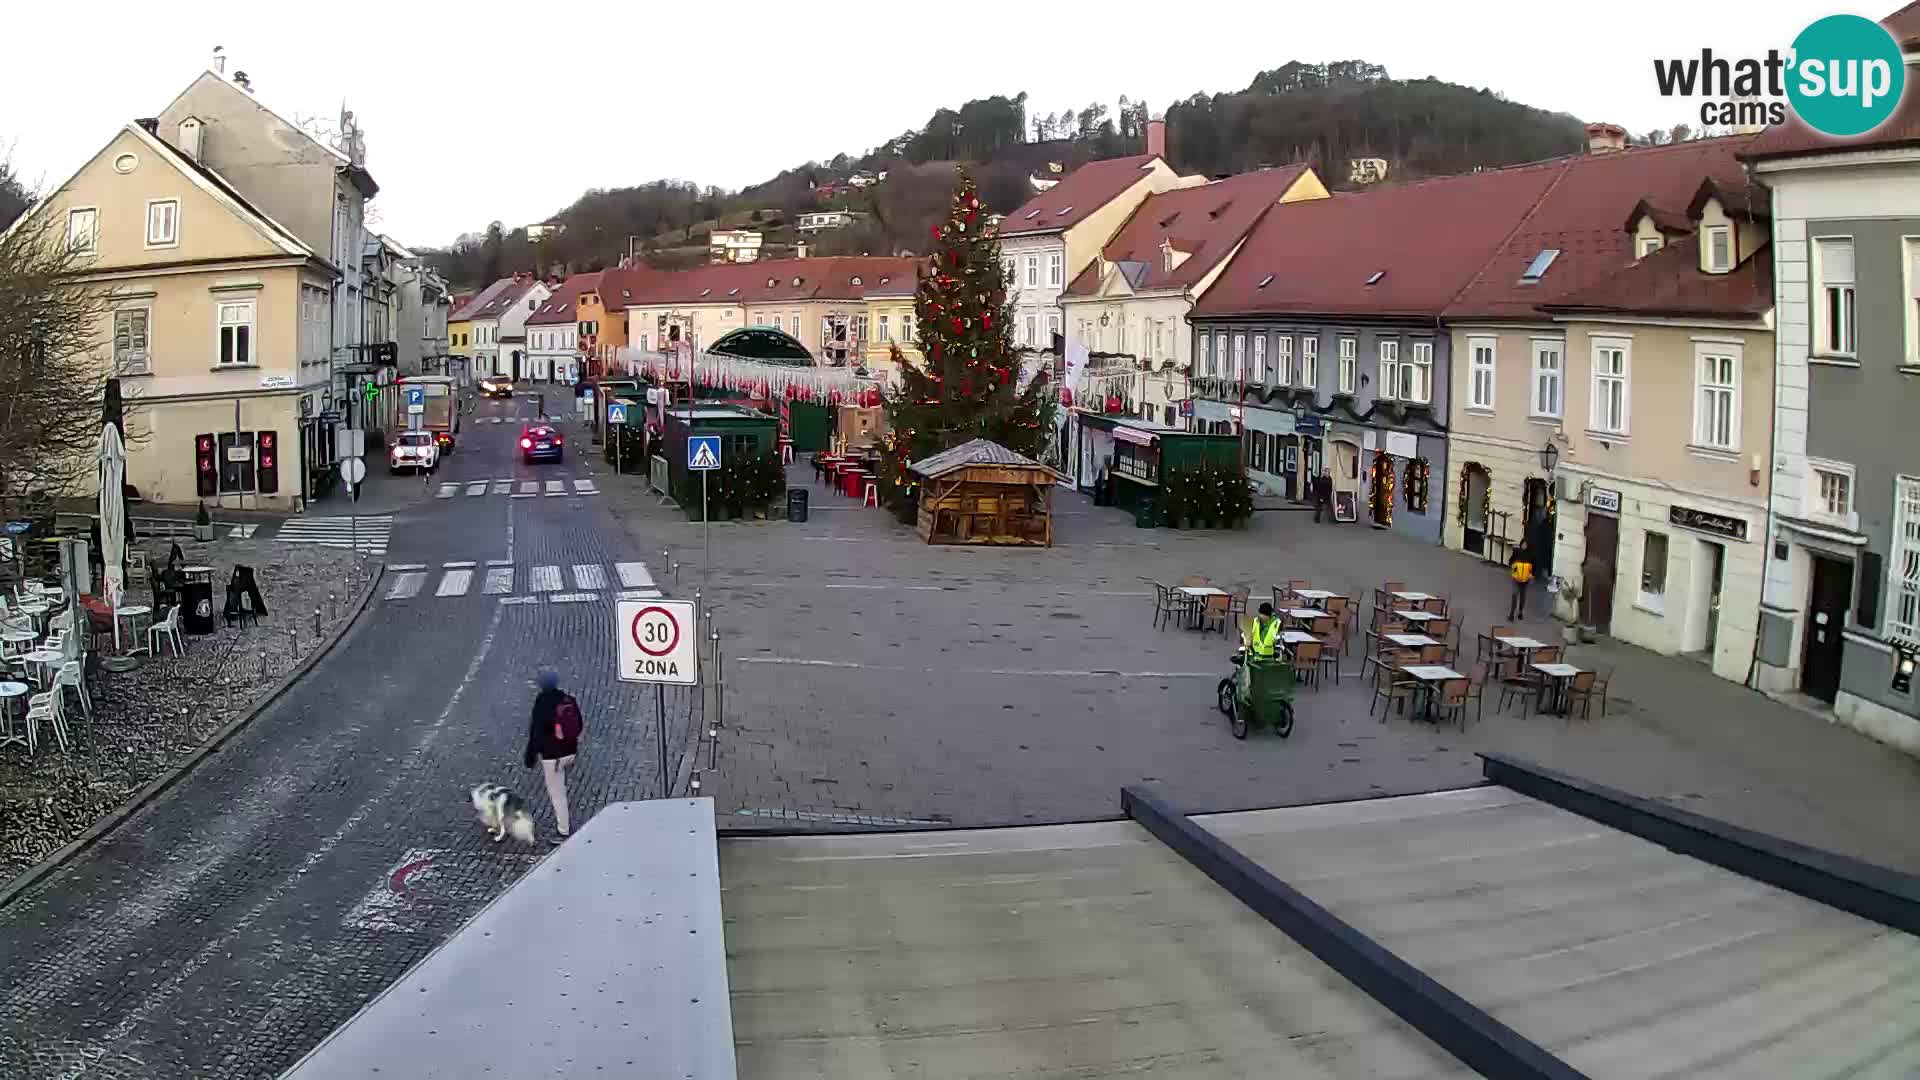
[148,606,184,658]
[25,689,68,754]
[54,660,91,724]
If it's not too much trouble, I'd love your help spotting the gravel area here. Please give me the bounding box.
[0,539,373,884]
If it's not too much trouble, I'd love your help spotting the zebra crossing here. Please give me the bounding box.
[435,477,599,500]
[272,515,394,556]
[383,559,661,605]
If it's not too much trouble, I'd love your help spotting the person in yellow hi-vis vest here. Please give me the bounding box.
[1242,602,1285,660]
[1508,543,1536,620]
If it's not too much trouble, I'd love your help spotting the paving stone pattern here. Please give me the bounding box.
[0,540,373,882]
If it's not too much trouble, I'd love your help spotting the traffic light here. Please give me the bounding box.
[195,433,217,497]
[256,430,279,495]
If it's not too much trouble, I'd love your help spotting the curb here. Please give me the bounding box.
[0,561,388,912]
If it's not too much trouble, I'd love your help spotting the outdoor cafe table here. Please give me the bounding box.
[1384,633,1440,649]
[1400,664,1463,722]
[1496,635,1550,664]
[1283,608,1326,623]
[0,680,28,751]
[1292,588,1340,605]
[1396,610,1440,623]
[1531,662,1585,715]
[1280,630,1320,646]
[1392,591,1438,604]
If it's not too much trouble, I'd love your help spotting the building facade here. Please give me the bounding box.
[709,229,763,262]
[527,273,595,384]
[21,121,335,511]
[1748,47,1920,751]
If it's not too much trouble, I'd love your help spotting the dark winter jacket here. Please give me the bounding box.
[524,687,579,766]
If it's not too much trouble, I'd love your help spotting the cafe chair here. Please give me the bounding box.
[1145,582,1180,631]
[53,660,91,726]
[1369,666,1417,720]
[1434,678,1473,730]
[1291,641,1323,689]
[1196,593,1232,637]
[1563,670,1601,721]
[148,606,185,658]
[1463,662,1490,726]
[25,689,69,754]
[1316,628,1343,683]
[1589,666,1613,716]
[1226,586,1251,629]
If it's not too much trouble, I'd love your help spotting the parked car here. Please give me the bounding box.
[480,376,514,399]
[520,424,563,464]
[388,430,440,474]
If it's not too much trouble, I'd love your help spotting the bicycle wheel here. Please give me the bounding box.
[1216,677,1235,716]
[1273,701,1295,739]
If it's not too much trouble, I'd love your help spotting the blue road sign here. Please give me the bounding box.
[607,403,628,425]
[405,386,424,406]
[687,435,722,471]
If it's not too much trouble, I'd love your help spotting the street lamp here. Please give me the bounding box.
[1539,439,1559,472]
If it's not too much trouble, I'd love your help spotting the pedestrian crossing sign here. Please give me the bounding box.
[688,435,721,471]
[607,403,628,425]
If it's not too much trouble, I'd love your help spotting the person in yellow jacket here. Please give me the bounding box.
[1508,544,1536,619]
[1242,601,1285,660]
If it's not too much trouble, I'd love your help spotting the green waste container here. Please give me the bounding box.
[1134,501,1157,528]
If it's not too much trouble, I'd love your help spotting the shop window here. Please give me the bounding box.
[1639,531,1669,613]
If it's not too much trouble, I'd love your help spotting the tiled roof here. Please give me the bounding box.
[615,256,920,308]
[995,155,1163,238]
[908,438,1048,478]
[450,279,518,322]
[1193,163,1565,319]
[1540,233,1771,319]
[473,277,540,320]
[1442,134,1758,320]
[1746,5,1920,160]
[1064,166,1310,298]
[126,120,319,263]
[527,272,601,326]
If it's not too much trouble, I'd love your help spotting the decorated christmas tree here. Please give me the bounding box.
[879,171,1057,522]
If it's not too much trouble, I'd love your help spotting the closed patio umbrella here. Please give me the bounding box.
[98,421,126,652]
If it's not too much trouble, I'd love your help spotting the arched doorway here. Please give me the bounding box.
[1523,476,1556,576]
[1461,463,1491,555]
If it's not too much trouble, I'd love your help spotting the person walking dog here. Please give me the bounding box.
[524,670,583,842]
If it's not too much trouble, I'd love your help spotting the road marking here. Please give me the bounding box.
[735,657,1215,679]
[226,524,258,539]
[436,484,458,499]
[499,596,537,606]
[491,480,512,495]
[615,561,654,589]
[544,480,565,496]
[466,481,488,497]
[571,564,606,590]
[549,592,599,603]
[823,584,888,590]
[734,808,949,828]
[573,479,598,495]
[443,560,476,568]
[530,565,562,592]
[387,563,427,572]
[384,572,426,600]
[519,481,539,495]
[483,567,514,595]
[435,569,472,597]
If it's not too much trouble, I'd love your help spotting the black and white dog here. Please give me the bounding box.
[470,783,536,844]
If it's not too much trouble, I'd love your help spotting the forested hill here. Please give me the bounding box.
[423,60,1587,288]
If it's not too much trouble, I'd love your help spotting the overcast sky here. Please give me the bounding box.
[3,1,1820,249]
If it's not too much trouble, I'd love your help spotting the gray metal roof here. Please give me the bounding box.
[907,438,1048,479]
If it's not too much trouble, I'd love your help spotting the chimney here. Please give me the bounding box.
[212,45,226,75]
[1146,116,1167,159]
[796,241,809,260]
[1585,122,1628,154]
[178,116,204,161]
[232,70,253,93]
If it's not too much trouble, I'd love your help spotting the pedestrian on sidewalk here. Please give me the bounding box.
[1312,471,1334,523]
[1508,543,1536,620]
[524,670,584,843]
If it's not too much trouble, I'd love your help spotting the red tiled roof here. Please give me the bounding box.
[1540,233,1771,319]
[449,278,519,321]
[526,272,601,326]
[995,155,1164,238]
[1443,135,1758,320]
[1625,199,1696,236]
[1746,6,1920,160]
[1063,166,1310,298]
[616,256,919,308]
[1193,164,1565,319]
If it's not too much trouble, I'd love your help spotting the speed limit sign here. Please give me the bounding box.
[615,598,697,685]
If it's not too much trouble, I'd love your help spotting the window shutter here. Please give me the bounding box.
[1858,550,1882,628]
[1821,238,1855,284]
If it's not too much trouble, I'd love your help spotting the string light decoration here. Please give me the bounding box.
[1404,456,1431,514]
[1367,448,1395,526]
[878,171,1057,522]
[1457,462,1490,527]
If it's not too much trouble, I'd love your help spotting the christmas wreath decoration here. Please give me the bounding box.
[1457,462,1490,527]
[1404,456,1431,514]
[1366,448,1395,525]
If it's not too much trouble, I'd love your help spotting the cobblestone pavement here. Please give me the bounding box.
[0,392,696,1080]
[0,541,373,882]
[602,457,1920,874]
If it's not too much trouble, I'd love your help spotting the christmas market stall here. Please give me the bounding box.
[1069,409,1245,527]
[907,439,1060,547]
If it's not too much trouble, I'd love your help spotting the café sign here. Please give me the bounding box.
[1669,504,1749,542]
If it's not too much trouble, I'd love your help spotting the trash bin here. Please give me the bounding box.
[181,579,216,635]
[787,488,809,523]
[1134,501,1156,529]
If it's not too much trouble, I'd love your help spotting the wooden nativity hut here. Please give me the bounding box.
[908,439,1061,547]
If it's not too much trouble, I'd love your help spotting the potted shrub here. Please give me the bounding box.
[193,502,214,542]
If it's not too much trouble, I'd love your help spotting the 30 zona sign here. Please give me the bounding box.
[615,598,698,685]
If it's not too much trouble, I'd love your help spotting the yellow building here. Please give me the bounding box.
[14,120,336,510]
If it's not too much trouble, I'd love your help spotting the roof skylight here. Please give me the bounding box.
[1365,271,1386,286]
[1024,209,1041,220]
[1257,274,1275,289]
[1520,248,1561,282]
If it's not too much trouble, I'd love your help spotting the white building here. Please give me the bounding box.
[796,211,857,233]
[527,272,596,384]
[709,229,763,263]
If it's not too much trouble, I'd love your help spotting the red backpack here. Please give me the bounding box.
[552,694,583,742]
